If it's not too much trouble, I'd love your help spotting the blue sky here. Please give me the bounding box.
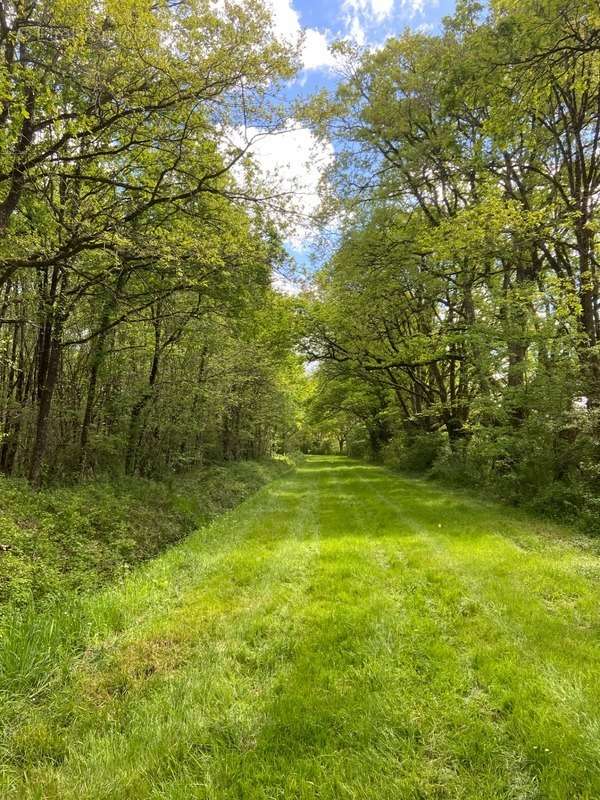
[278,0,456,80]
[295,0,455,32]
[244,0,458,287]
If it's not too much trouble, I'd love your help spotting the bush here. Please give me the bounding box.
[383,431,447,473]
[527,482,585,521]
[377,411,600,535]
[578,496,600,536]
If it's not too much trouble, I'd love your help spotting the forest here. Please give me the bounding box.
[302,0,600,529]
[1,0,600,797]
[0,0,308,486]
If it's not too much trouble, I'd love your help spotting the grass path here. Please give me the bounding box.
[3,456,600,799]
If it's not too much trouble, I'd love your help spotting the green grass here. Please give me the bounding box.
[0,458,292,610]
[2,455,600,799]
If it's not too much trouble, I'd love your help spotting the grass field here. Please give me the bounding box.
[2,455,600,799]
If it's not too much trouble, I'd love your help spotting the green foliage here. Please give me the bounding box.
[299,0,600,529]
[383,431,447,474]
[0,459,293,612]
[0,0,303,485]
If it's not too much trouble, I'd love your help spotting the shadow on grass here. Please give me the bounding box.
[279,456,563,549]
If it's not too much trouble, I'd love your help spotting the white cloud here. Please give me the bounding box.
[343,0,395,23]
[370,0,395,19]
[243,122,334,246]
[226,121,333,251]
[348,14,366,46]
[342,0,396,47]
[211,0,336,71]
[264,0,300,41]
[272,272,303,295]
[303,28,338,70]
[402,0,429,17]
[263,0,336,71]
[341,0,434,47]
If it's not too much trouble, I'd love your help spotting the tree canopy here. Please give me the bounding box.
[300,0,600,519]
[0,0,306,484]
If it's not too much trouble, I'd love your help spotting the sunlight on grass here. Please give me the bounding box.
[1,456,599,798]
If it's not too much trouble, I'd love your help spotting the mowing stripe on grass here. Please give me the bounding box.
[2,456,600,799]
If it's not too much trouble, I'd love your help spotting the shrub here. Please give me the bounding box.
[383,431,447,473]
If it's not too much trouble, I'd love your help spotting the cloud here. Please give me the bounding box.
[263,0,336,71]
[238,122,334,247]
[210,0,336,71]
[347,14,366,46]
[342,0,395,47]
[263,0,299,40]
[343,0,395,23]
[369,0,395,19]
[227,120,335,291]
[402,0,430,17]
[303,28,338,70]
[223,120,334,252]
[341,0,435,46]
[271,272,303,295]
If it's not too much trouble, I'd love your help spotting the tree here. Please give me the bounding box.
[0,0,302,483]
[298,0,600,516]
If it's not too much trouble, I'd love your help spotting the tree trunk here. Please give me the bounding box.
[125,312,161,475]
[576,220,600,405]
[28,331,61,486]
[80,271,127,472]
[28,266,67,486]
[0,318,25,474]
[445,415,470,452]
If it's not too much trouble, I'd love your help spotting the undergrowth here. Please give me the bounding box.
[0,457,294,612]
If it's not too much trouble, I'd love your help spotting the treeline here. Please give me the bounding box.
[0,0,302,484]
[302,0,600,523]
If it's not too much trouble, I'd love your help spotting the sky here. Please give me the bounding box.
[277,0,455,81]
[241,0,457,291]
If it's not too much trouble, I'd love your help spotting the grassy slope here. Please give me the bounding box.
[0,459,292,609]
[2,456,600,799]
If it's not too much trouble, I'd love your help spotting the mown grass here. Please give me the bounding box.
[2,455,600,798]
